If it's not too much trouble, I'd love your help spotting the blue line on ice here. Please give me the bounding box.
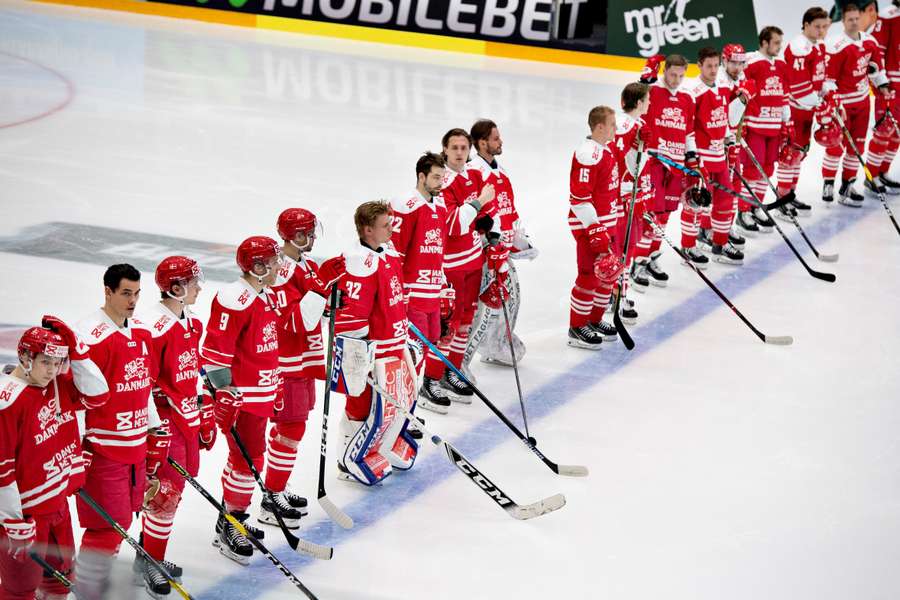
[199,204,866,599]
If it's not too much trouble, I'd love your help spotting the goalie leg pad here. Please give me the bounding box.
[332,336,376,397]
[381,349,419,471]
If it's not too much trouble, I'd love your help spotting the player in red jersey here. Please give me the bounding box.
[638,53,697,279]
[776,7,831,213]
[201,237,283,565]
[0,324,105,600]
[438,128,495,399]
[616,83,654,316]
[390,152,452,413]
[823,4,891,206]
[739,26,792,231]
[567,105,621,349]
[685,47,745,266]
[135,256,209,598]
[866,0,900,195]
[263,209,345,528]
[335,201,419,486]
[464,119,531,370]
[73,263,160,600]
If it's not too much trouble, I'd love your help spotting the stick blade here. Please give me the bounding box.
[507,493,567,520]
[817,252,839,263]
[555,464,589,477]
[290,534,334,560]
[613,313,635,351]
[764,335,794,346]
[318,494,354,530]
[811,270,837,283]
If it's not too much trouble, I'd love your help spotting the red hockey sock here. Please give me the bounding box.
[680,206,700,248]
[569,285,594,328]
[141,513,174,561]
[589,284,613,322]
[447,325,470,369]
[264,422,305,493]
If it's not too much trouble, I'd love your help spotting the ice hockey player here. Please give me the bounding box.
[334,201,420,486]
[639,53,697,278]
[263,209,345,527]
[136,256,210,598]
[685,47,745,265]
[73,264,160,600]
[614,82,651,322]
[390,152,453,413]
[716,43,755,241]
[567,105,622,349]
[0,322,105,600]
[438,128,495,399]
[201,238,283,565]
[777,7,831,212]
[823,3,891,206]
[464,119,531,368]
[740,26,792,227]
[865,0,900,195]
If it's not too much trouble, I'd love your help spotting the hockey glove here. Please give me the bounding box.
[146,427,171,478]
[213,388,243,433]
[2,518,36,560]
[485,243,510,271]
[479,273,509,310]
[735,79,757,104]
[639,54,665,84]
[439,286,456,338]
[41,314,89,361]
[474,214,495,234]
[587,223,611,254]
[780,121,796,147]
[198,401,217,451]
[317,256,347,289]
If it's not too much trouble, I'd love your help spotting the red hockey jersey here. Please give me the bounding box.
[784,34,827,110]
[873,6,900,86]
[0,371,89,518]
[76,310,156,464]
[825,30,887,108]
[335,241,408,360]
[568,137,619,235]
[144,302,204,439]
[441,165,486,274]
[743,51,791,136]
[644,81,695,164]
[686,77,730,171]
[201,280,281,417]
[390,191,448,313]
[614,113,652,206]
[469,154,520,245]
[271,256,327,381]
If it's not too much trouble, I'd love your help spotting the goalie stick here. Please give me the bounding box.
[76,489,195,600]
[29,552,86,600]
[316,287,354,529]
[167,458,320,600]
[642,213,794,346]
[367,377,565,520]
[833,107,900,237]
[731,164,837,282]
[229,426,334,560]
[736,136,840,264]
[408,322,589,477]
[612,136,644,351]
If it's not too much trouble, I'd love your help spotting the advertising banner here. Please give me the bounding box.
[607,0,759,58]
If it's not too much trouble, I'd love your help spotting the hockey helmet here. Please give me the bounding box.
[155,256,203,294]
[814,122,843,149]
[18,327,68,360]
[236,236,281,274]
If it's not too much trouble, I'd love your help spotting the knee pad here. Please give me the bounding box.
[271,421,306,448]
[80,529,122,556]
[574,272,599,291]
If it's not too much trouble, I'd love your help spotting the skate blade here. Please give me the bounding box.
[567,339,602,350]
[713,257,743,266]
[648,279,668,287]
[212,538,251,566]
[446,393,473,404]
[418,401,449,415]
[257,513,300,530]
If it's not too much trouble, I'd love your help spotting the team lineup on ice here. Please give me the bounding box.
[1,0,900,598]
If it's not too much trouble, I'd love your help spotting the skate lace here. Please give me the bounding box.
[272,493,300,515]
[227,522,252,548]
[147,564,170,587]
[282,491,307,507]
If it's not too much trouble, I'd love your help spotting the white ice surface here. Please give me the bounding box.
[1,2,900,598]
